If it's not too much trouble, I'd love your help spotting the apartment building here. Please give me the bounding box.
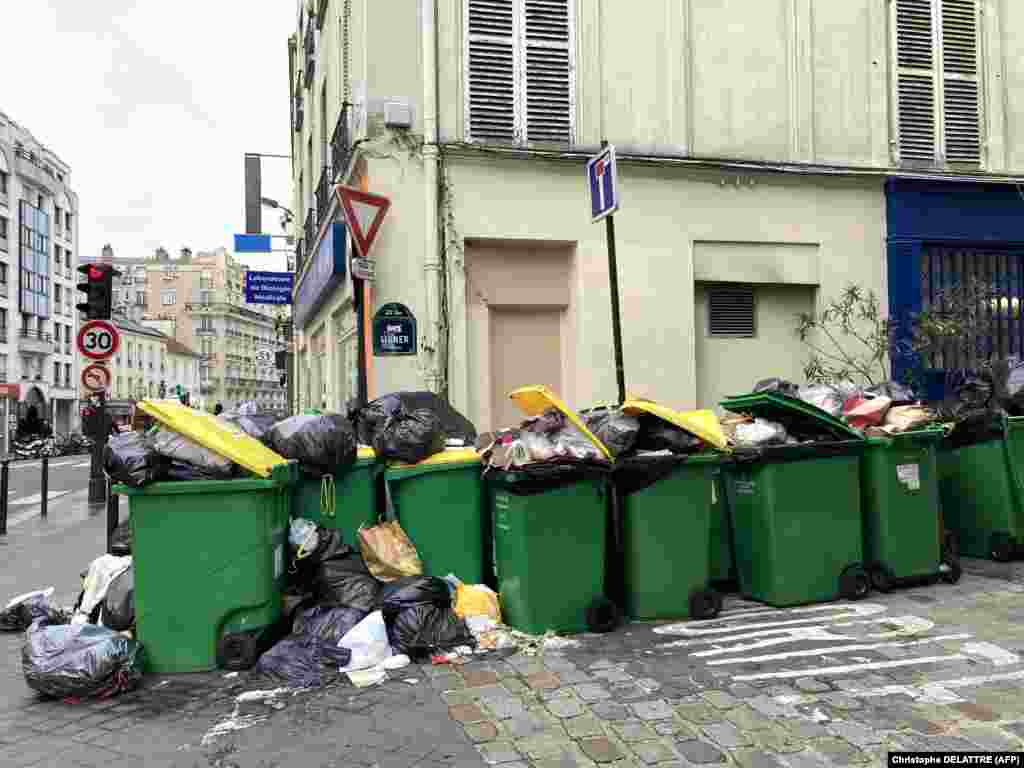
[0,109,80,444]
[289,0,1024,428]
[97,245,285,411]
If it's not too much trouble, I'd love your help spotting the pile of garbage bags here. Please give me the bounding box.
[255,517,475,689]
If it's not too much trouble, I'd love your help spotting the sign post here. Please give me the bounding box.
[77,320,120,506]
[587,142,625,405]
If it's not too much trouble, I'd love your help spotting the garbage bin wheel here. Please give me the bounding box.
[585,597,621,634]
[838,564,871,601]
[867,563,893,593]
[216,631,262,671]
[688,588,723,621]
[940,557,962,585]
[990,533,1015,563]
[942,530,959,559]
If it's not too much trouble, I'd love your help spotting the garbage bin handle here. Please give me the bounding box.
[729,448,763,466]
[320,475,336,519]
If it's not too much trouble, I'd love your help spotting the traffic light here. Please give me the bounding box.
[76,263,120,320]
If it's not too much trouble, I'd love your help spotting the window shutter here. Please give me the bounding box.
[466,1,518,143]
[940,0,981,165]
[894,0,938,164]
[708,286,756,338]
[523,0,573,144]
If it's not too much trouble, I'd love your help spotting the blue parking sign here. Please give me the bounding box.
[587,145,619,222]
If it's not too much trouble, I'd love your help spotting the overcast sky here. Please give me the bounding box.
[1,0,295,272]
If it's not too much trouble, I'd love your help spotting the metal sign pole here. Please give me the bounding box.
[601,141,627,406]
[88,392,107,505]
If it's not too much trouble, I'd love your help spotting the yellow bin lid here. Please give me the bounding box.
[508,385,612,460]
[138,399,288,478]
[622,399,731,452]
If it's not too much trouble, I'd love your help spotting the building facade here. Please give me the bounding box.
[0,109,80,444]
[288,0,1024,429]
[96,245,285,412]
[109,317,168,404]
[163,338,202,405]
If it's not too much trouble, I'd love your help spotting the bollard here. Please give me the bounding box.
[40,456,48,519]
[106,478,120,555]
[0,459,8,535]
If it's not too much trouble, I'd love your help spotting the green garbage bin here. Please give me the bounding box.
[292,447,379,545]
[385,449,489,585]
[615,454,723,620]
[488,466,618,635]
[938,413,1024,562]
[861,429,957,588]
[720,393,870,608]
[708,461,736,585]
[113,461,298,674]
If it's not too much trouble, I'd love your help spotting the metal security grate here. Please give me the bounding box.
[708,286,756,338]
[920,245,1024,368]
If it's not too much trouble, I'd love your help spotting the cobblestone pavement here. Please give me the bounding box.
[2,508,1024,768]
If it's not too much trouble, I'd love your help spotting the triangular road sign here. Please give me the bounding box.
[336,185,392,258]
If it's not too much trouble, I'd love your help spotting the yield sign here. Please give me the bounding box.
[336,185,392,258]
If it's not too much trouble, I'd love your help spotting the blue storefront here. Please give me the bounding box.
[887,178,1024,398]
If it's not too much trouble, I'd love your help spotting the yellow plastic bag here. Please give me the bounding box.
[357,521,424,582]
[454,584,502,622]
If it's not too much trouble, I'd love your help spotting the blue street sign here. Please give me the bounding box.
[244,271,294,305]
[294,222,348,328]
[234,233,273,253]
[586,145,619,223]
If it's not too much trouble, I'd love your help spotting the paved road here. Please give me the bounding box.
[2,455,94,530]
[1,503,1022,768]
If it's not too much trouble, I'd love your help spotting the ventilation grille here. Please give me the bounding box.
[708,286,756,338]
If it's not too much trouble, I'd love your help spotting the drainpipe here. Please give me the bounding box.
[421,0,442,394]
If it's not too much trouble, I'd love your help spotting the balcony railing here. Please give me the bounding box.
[331,105,351,181]
[303,16,316,88]
[18,329,53,354]
[0,282,8,298]
[315,163,332,225]
[304,208,315,256]
[0,371,6,383]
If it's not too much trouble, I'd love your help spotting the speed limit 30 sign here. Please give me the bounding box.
[77,319,121,361]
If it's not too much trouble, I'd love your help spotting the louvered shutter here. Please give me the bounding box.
[466,1,519,143]
[894,0,938,165]
[940,0,981,166]
[708,286,756,338]
[523,0,573,144]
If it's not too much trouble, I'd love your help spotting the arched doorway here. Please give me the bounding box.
[18,386,48,436]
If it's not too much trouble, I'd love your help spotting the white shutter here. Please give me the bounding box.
[940,0,981,165]
[523,0,573,144]
[894,0,938,164]
[466,0,519,143]
[465,0,574,145]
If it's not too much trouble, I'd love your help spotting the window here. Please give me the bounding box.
[18,200,50,318]
[707,285,757,338]
[465,0,574,144]
[54,206,62,231]
[0,309,6,332]
[65,212,72,233]
[54,244,61,266]
[161,289,176,306]
[64,363,70,385]
[0,171,7,194]
[64,251,70,268]
[893,0,981,167]
[0,263,7,286]
[54,284,62,304]
[200,270,213,289]
[136,291,145,307]
[0,217,7,250]
[53,362,60,384]
[201,290,212,306]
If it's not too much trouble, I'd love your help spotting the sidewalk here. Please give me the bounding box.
[1,503,1023,768]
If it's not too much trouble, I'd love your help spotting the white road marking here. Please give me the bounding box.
[9,490,72,506]
[705,634,972,666]
[653,603,888,638]
[961,641,1021,667]
[732,654,964,681]
[776,669,1024,706]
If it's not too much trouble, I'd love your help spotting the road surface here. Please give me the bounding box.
[2,454,94,530]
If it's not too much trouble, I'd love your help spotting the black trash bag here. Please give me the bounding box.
[580,407,641,458]
[946,409,1005,450]
[373,408,446,464]
[377,576,451,613]
[253,635,351,689]
[753,378,801,399]
[109,521,132,557]
[267,414,357,475]
[1,592,67,633]
[613,455,691,497]
[352,392,477,447]
[22,620,144,699]
[103,432,166,488]
[632,414,703,455]
[292,604,367,644]
[864,380,918,404]
[287,528,357,593]
[386,604,475,660]
[163,460,236,482]
[296,531,379,612]
[101,569,134,632]
[221,411,278,442]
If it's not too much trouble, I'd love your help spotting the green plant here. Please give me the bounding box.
[911,276,999,371]
[796,285,894,386]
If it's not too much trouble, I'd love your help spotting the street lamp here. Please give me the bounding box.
[261,197,294,232]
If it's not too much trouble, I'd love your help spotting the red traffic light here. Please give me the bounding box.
[87,266,104,281]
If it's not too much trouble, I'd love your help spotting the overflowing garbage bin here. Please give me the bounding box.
[938,412,1024,562]
[720,393,870,607]
[292,446,379,545]
[113,460,298,674]
[488,464,618,635]
[614,453,722,620]
[861,429,958,587]
[708,463,736,585]
[385,449,489,585]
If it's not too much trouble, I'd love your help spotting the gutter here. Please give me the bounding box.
[421,0,442,393]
